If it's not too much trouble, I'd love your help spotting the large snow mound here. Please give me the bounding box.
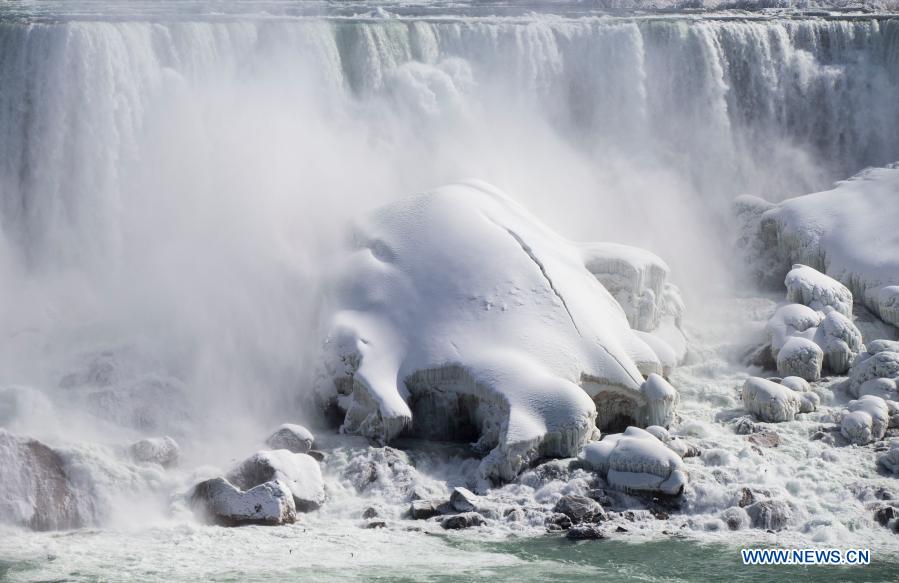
[735,164,899,328]
[315,180,682,482]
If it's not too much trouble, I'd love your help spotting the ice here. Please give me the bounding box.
[776,337,824,382]
[813,309,864,374]
[227,450,325,512]
[315,181,680,482]
[785,264,853,317]
[580,426,688,495]
[840,395,891,445]
[849,344,899,397]
[129,437,179,468]
[736,165,899,328]
[190,477,296,526]
[878,439,899,475]
[740,377,805,422]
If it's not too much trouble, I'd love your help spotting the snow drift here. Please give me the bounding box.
[315,181,682,482]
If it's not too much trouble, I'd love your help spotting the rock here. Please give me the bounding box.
[227,450,325,512]
[265,424,314,453]
[874,505,896,528]
[504,508,526,523]
[737,488,755,508]
[129,436,179,467]
[190,477,296,526]
[722,506,750,530]
[741,377,802,423]
[615,525,628,533]
[580,426,688,495]
[746,499,792,531]
[553,495,606,524]
[306,450,326,462]
[566,524,607,540]
[878,439,899,474]
[449,487,480,513]
[545,512,572,530]
[441,512,485,530]
[784,264,853,317]
[814,309,863,374]
[747,431,780,448]
[0,431,91,531]
[841,396,890,445]
[362,520,387,529]
[776,337,824,382]
[362,507,379,519]
[409,499,442,520]
[731,417,760,435]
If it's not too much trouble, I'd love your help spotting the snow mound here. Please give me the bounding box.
[735,165,899,327]
[580,426,688,495]
[227,450,325,512]
[840,395,891,445]
[740,377,820,422]
[315,180,681,482]
[785,264,853,317]
[190,478,296,526]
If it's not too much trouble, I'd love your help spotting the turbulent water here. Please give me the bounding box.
[2,2,899,581]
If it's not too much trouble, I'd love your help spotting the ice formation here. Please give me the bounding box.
[740,377,819,423]
[736,165,899,327]
[315,181,682,482]
[129,437,180,467]
[580,426,688,495]
[265,424,315,454]
[879,439,899,475]
[190,478,296,526]
[227,450,325,512]
[840,395,891,445]
[849,341,899,398]
[763,266,864,380]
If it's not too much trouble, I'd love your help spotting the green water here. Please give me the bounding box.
[3,536,897,582]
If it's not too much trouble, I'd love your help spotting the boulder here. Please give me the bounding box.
[552,495,606,524]
[265,424,314,453]
[190,477,296,526]
[580,426,687,495]
[449,487,480,513]
[441,512,485,530]
[841,396,890,445]
[227,450,325,512]
[409,499,442,520]
[566,524,607,540]
[746,499,792,531]
[741,377,802,423]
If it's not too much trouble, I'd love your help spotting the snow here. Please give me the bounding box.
[265,424,314,454]
[740,377,803,423]
[580,426,688,495]
[785,264,853,317]
[736,165,899,328]
[840,395,891,445]
[776,337,824,382]
[227,450,325,512]
[190,477,296,526]
[315,180,681,482]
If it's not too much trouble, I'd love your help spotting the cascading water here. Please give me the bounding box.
[2,4,899,580]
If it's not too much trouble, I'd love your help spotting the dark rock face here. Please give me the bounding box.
[449,487,480,512]
[362,521,387,529]
[873,505,898,532]
[746,499,792,531]
[362,507,379,519]
[441,512,485,530]
[566,524,607,540]
[409,499,442,520]
[545,512,572,530]
[0,431,90,531]
[553,495,606,524]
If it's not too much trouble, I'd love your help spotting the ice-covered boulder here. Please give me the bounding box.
[741,377,806,422]
[265,424,314,454]
[227,450,325,512]
[0,431,91,531]
[858,378,899,401]
[552,494,606,524]
[129,436,179,467]
[746,499,793,531]
[580,426,687,495]
[813,309,864,374]
[190,477,296,526]
[315,181,681,482]
[785,264,853,317]
[735,165,899,328]
[776,337,824,382]
[841,395,890,445]
[849,345,899,397]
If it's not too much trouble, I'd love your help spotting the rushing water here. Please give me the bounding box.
[2,3,899,581]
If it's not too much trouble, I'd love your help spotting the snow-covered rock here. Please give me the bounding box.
[190,477,296,526]
[736,165,899,328]
[552,494,606,524]
[315,181,681,482]
[227,450,325,512]
[741,377,804,422]
[850,345,899,397]
[129,436,179,467]
[265,424,314,454]
[813,309,863,374]
[746,499,793,531]
[785,264,853,317]
[840,395,890,445]
[580,426,687,495]
[449,487,480,513]
[0,431,91,530]
[776,337,824,382]
[441,512,485,529]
